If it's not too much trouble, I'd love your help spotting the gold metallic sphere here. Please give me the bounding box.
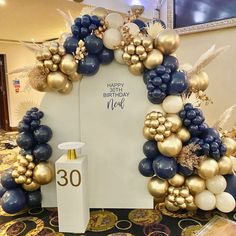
[177,127,191,142]
[92,7,108,18]
[49,45,58,55]
[176,196,185,205]
[222,137,236,156]
[154,196,166,203]
[128,62,144,76]
[19,158,29,167]
[154,29,180,55]
[42,49,52,60]
[168,174,185,187]
[47,71,68,90]
[33,162,54,185]
[143,49,163,70]
[17,175,27,184]
[165,199,179,212]
[59,54,77,75]
[185,195,194,203]
[36,52,44,61]
[52,54,61,64]
[12,170,20,178]
[131,55,140,64]
[167,194,175,203]
[17,166,27,174]
[23,180,40,191]
[142,36,153,48]
[58,46,66,56]
[133,36,142,46]
[26,178,33,185]
[44,60,53,69]
[185,175,206,195]
[197,71,209,91]
[148,176,169,198]
[25,169,33,177]
[127,44,136,55]
[28,162,36,170]
[166,114,182,132]
[186,202,198,211]
[179,188,190,198]
[50,64,58,72]
[26,155,33,162]
[143,127,154,140]
[58,80,73,94]
[136,45,145,55]
[218,156,233,175]
[69,72,83,82]
[198,158,219,179]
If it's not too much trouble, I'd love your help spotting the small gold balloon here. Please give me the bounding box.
[47,71,68,90]
[23,180,40,191]
[136,45,145,55]
[49,45,58,54]
[222,137,236,156]
[17,175,27,184]
[156,124,165,133]
[122,52,131,62]
[185,175,206,195]
[139,52,148,61]
[19,158,29,167]
[168,174,185,187]
[176,196,185,205]
[131,55,140,64]
[44,60,53,69]
[69,72,83,82]
[133,36,142,46]
[127,44,136,55]
[58,80,73,94]
[36,52,44,61]
[58,46,66,56]
[50,64,58,72]
[26,155,33,162]
[28,162,36,170]
[164,121,172,130]
[197,71,209,91]
[14,178,21,184]
[25,169,33,177]
[168,186,175,194]
[26,178,33,185]
[218,156,233,175]
[167,194,175,203]
[143,127,154,140]
[33,162,54,185]
[180,188,189,198]
[154,29,180,55]
[148,176,169,198]
[185,195,194,203]
[42,49,52,60]
[177,127,191,142]
[165,199,179,212]
[158,116,166,124]
[143,49,163,70]
[188,76,199,92]
[92,7,108,18]
[186,202,198,211]
[164,130,171,137]
[154,196,166,203]
[198,158,219,179]
[155,134,164,142]
[128,62,144,76]
[158,134,182,157]
[12,170,20,178]
[173,189,180,196]
[17,166,27,174]
[59,54,77,75]
[36,61,44,71]
[179,203,187,209]
[52,54,61,64]
[166,114,182,132]
[142,36,153,47]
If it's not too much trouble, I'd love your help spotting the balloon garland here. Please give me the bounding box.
[0,108,53,214]
[19,7,236,214]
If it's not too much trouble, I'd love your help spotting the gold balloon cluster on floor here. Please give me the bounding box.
[12,155,54,192]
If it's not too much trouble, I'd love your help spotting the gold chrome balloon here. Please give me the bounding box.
[47,71,68,90]
[218,156,233,175]
[26,178,33,185]
[59,54,77,75]
[92,7,108,18]
[12,170,20,178]
[198,158,219,179]
[58,46,66,56]
[42,49,52,60]
[148,177,169,198]
[17,175,27,184]
[128,62,144,76]
[185,175,206,195]
[25,169,33,177]
[154,196,166,203]
[58,80,73,94]
[168,174,185,187]
[179,187,190,198]
[17,166,27,174]
[143,127,154,140]
[33,162,54,185]
[52,54,61,64]
[143,49,163,70]
[158,134,182,157]
[165,199,179,212]
[166,114,182,132]
[69,71,83,82]
[186,202,198,211]
[49,45,58,54]
[27,162,36,170]
[177,127,191,142]
[23,180,40,191]
[19,158,29,167]
[26,155,33,162]
[197,71,209,91]
[154,29,180,55]
[222,137,236,156]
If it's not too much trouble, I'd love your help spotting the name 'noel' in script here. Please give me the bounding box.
[103,83,130,110]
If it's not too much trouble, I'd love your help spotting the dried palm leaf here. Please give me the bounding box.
[7,66,34,75]
[57,9,74,31]
[21,41,43,53]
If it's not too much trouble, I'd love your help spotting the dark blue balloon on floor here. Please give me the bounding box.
[168,71,188,95]
[33,144,52,161]
[1,188,26,214]
[153,155,177,179]
[64,36,79,54]
[163,56,179,72]
[132,19,146,29]
[16,132,35,150]
[178,164,194,176]
[34,125,53,144]
[1,169,18,189]
[98,47,114,64]
[138,158,154,177]
[78,55,100,76]
[143,140,159,159]
[26,191,42,208]
[18,122,30,132]
[224,174,236,200]
[84,35,103,54]
[0,182,7,197]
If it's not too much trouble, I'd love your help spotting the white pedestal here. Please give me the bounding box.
[55,154,89,233]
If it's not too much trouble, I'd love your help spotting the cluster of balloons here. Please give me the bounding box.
[0,108,53,214]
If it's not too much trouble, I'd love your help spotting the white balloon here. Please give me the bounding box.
[105,12,124,29]
[162,95,183,114]
[216,192,236,213]
[147,104,166,115]
[123,23,140,37]
[206,175,227,194]
[114,49,125,64]
[195,190,216,211]
[103,28,122,50]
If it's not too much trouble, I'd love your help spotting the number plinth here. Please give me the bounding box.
[55,154,89,233]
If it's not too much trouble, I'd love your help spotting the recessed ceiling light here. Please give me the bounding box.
[0,0,6,6]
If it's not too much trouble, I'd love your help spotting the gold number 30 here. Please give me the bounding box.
[57,169,81,187]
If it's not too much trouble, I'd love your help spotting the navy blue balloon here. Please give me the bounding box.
[30,120,40,129]
[78,55,100,76]
[34,125,53,144]
[0,182,7,197]
[152,155,177,179]
[132,19,146,29]
[84,35,103,54]
[74,17,81,28]
[178,164,194,176]
[37,111,44,119]
[163,56,179,72]
[71,24,80,38]
[202,128,220,140]
[80,27,90,38]
[16,132,35,150]
[81,14,91,27]
[20,149,32,156]
[1,169,18,189]
[26,191,42,208]
[98,47,114,64]
[91,15,100,26]
[33,144,52,161]
[143,140,159,159]
[30,107,38,112]
[23,115,32,124]
[18,122,30,132]
[138,158,154,177]
[168,71,188,95]
[1,188,26,214]
[225,174,236,200]
[64,36,78,54]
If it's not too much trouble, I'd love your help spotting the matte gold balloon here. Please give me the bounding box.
[22,180,40,191]
[128,62,144,76]
[143,49,163,70]
[148,176,169,198]
[197,71,209,91]
[158,134,182,157]
[186,175,206,195]
[92,7,108,18]
[47,71,68,90]
[222,137,236,156]
[168,174,185,187]
[165,199,179,212]
[166,114,182,132]
[33,162,53,185]
[58,80,73,94]
[26,155,33,162]
[69,72,83,82]
[198,158,219,179]
[177,127,191,142]
[59,55,77,75]
[218,156,233,175]
[154,29,180,55]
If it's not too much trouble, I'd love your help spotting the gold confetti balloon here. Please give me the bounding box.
[23,180,40,191]
[33,162,54,185]
[185,175,206,195]
[148,176,169,198]
[222,137,236,156]
[28,68,48,92]
[168,174,185,187]
[198,158,219,179]
[218,156,233,175]
[47,71,68,90]
[59,54,77,75]
[58,80,73,94]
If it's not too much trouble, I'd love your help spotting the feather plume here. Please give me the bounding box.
[187,45,230,76]
[7,66,35,75]
[57,9,74,31]
[213,104,236,130]
[21,41,43,53]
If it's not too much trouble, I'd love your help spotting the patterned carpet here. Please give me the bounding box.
[1,131,236,236]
